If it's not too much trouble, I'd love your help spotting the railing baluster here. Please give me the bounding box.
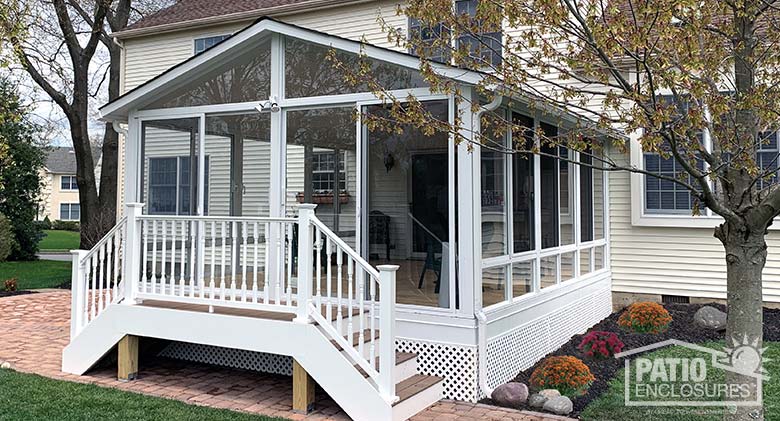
[90,255,97,321]
[326,237,332,321]
[97,245,105,312]
[220,220,227,300]
[189,220,196,297]
[210,221,216,299]
[275,222,282,305]
[315,227,322,309]
[286,222,293,305]
[370,271,376,365]
[170,220,178,296]
[357,262,364,359]
[151,220,158,294]
[264,222,270,304]
[348,258,354,342]
[112,231,120,303]
[179,220,186,297]
[231,221,238,300]
[252,221,259,303]
[160,220,168,294]
[241,221,248,302]
[82,261,89,327]
[141,220,148,294]
[336,247,343,334]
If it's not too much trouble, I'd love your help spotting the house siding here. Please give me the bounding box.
[608,147,780,303]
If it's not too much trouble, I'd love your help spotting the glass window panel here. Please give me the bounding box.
[482,265,508,307]
[559,146,574,245]
[580,247,592,276]
[194,35,230,55]
[142,118,201,216]
[593,145,605,240]
[594,245,605,271]
[512,260,534,298]
[512,113,534,252]
[286,107,356,250]
[580,146,594,242]
[366,101,452,308]
[284,37,427,98]
[145,37,271,109]
[561,252,575,282]
[540,255,558,289]
[205,113,271,217]
[540,122,558,248]
[481,113,508,258]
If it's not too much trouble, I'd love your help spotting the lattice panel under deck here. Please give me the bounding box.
[159,342,293,376]
[484,285,612,397]
[395,339,479,402]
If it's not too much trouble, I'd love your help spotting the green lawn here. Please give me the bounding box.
[0,369,289,421]
[581,342,779,420]
[0,260,71,289]
[39,230,80,252]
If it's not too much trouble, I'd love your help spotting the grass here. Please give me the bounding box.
[580,341,780,420]
[0,369,289,421]
[39,230,80,252]
[0,260,71,289]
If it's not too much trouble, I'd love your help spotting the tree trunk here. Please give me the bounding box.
[716,222,765,421]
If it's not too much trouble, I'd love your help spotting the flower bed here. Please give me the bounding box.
[481,303,780,417]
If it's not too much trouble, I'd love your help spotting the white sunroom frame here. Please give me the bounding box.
[106,17,612,353]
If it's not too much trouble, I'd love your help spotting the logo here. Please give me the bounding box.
[615,337,768,408]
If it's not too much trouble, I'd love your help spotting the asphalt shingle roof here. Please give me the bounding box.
[44,147,77,174]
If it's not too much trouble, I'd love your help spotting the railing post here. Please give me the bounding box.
[294,203,317,323]
[377,264,399,403]
[124,203,144,304]
[70,249,88,339]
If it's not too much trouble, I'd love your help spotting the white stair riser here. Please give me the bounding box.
[392,381,445,421]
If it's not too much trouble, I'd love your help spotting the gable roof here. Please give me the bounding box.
[44,147,77,174]
[117,0,360,39]
[100,17,486,121]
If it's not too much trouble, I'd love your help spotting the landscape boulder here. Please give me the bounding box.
[528,389,560,408]
[694,306,727,331]
[543,395,574,415]
[491,382,529,407]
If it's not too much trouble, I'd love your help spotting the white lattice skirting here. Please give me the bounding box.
[483,285,613,396]
[159,342,294,376]
[396,339,479,402]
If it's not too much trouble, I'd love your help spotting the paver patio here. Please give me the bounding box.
[0,291,571,421]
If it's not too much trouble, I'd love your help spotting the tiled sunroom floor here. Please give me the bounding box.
[0,291,570,421]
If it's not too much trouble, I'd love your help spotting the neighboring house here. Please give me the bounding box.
[60,1,779,420]
[39,147,81,222]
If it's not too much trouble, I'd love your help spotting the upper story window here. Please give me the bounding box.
[311,151,347,194]
[61,175,78,191]
[408,0,502,67]
[194,35,230,55]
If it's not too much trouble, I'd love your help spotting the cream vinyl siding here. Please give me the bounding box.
[608,148,780,303]
[122,0,407,91]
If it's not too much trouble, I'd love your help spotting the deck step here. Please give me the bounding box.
[318,305,365,322]
[354,352,417,379]
[394,374,444,405]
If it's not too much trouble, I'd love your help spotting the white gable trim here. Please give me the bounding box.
[100,17,485,121]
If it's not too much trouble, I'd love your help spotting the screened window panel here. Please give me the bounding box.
[580,146,594,242]
[512,113,534,252]
[540,122,558,249]
[284,37,427,98]
[559,146,574,245]
[481,113,508,258]
[145,37,271,109]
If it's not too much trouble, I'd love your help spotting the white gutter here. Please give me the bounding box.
[112,121,128,137]
[473,94,502,400]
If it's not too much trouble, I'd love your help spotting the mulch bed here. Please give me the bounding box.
[481,302,780,418]
[0,290,36,298]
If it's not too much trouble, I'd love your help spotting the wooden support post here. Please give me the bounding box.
[117,335,139,381]
[292,359,315,413]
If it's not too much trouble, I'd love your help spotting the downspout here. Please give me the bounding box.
[473,94,502,400]
[112,121,128,137]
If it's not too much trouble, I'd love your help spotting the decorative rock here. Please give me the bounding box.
[539,389,561,399]
[527,393,547,409]
[0,361,10,369]
[542,395,574,415]
[491,382,529,407]
[694,306,727,331]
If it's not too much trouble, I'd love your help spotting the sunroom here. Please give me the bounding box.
[80,17,613,407]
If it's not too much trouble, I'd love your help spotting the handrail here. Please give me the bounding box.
[309,215,381,281]
[80,216,128,264]
[137,214,296,223]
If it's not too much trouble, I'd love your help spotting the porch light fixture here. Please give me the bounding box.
[255,96,280,113]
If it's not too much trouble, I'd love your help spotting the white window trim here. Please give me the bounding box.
[59,203,80,221]
[193,34,231,55]
[60,175,78,191]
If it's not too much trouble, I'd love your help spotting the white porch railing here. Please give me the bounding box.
[69,202,399,403]
[70,216,128,339]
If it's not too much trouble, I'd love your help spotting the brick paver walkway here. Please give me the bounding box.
[0,291,570,421]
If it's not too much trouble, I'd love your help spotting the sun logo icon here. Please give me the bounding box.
[719,335,770,379]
